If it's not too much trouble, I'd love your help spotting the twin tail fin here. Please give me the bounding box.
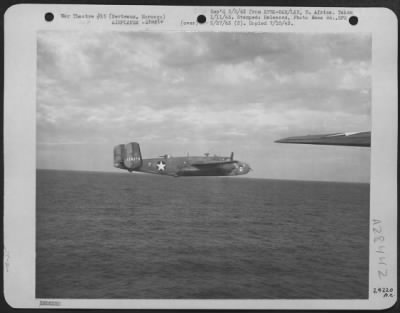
[113,142,142,170]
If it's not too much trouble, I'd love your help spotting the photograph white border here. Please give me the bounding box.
[4,4,398,309]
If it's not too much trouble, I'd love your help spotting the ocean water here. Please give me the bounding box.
[36,170,369,299]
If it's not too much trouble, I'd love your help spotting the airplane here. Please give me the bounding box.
[275,131,371,147]
[113,142,251,177]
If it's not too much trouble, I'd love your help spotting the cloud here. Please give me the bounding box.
[36,31,371,182]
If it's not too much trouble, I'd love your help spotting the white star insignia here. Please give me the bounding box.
[156,161,166,171]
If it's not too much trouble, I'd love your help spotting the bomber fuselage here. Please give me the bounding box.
[118,155,251,177]
[114,142,251,177]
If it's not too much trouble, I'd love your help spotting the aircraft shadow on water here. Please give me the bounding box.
[113,142,251,177]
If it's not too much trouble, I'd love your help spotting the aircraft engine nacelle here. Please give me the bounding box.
[123,142,143,170]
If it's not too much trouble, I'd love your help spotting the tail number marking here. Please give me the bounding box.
[126,156,141,162]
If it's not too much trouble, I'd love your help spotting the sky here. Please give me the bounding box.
[37,31,371,182]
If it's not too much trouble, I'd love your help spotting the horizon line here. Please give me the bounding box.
[36,168,370,185]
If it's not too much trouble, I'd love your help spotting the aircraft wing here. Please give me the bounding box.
[275,131,371,147]
[191,160,238,168]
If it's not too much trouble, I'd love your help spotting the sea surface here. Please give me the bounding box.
[36,169,369,299]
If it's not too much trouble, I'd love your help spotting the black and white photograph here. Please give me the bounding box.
[3,4,397,310]
[36,31,371,299]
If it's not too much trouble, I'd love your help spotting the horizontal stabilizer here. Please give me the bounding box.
[275,131,371,147]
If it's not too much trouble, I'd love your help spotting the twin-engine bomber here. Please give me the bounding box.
[114,142,251,177]
[114,132,370,176]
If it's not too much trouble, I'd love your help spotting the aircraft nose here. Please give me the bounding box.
[237,162,251,175]
[244,163,251,173]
